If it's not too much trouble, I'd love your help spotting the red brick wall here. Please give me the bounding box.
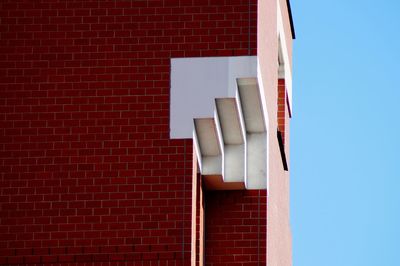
[0,0,258,264]
[205,190,267,265]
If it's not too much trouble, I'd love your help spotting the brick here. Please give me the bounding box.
[0,0,259,264]
[205,190,267,264]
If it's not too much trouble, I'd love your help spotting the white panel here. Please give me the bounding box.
[224,144,245,182]
[193,119,220,156]
[237,78,266,133]
[236,77,268,190]
[193,130,203,173]
[246,133,267,189]
[202,156,222,176]
[193,118,223,176]
[170,56,257,139]
[215,98,244,145]
[215,98,246,183]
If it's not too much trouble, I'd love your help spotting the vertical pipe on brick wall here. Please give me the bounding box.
[183,140,187,263]
[191,148,196,266]
[202,192,206,265]
[258,190,261,265]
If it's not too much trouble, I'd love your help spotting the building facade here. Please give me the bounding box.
[0,0,294,265]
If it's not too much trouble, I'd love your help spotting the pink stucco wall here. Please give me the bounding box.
[258,0,293,265]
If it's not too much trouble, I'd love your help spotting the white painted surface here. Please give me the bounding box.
[215,98,244,145]
[246,133,267,189]
[224,144,245,183]
[237,78,266,133]
[193,118,220,156]
[237,78,268,189]
[215,98,246,183]
[193,118,222,176]
[170,56,257,139]
[257,60,270,193]
[177,57,269,190]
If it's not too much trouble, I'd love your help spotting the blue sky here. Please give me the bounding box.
[291,0,400,265]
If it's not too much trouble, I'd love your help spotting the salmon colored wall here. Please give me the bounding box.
[258,0,293,265]
[279,0,293,69]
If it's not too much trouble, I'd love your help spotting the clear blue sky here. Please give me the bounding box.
[291,1,400,265]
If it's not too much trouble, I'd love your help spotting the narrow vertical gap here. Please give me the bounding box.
[277,38,288,171]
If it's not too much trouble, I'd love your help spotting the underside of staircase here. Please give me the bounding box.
[193,77,268,190]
